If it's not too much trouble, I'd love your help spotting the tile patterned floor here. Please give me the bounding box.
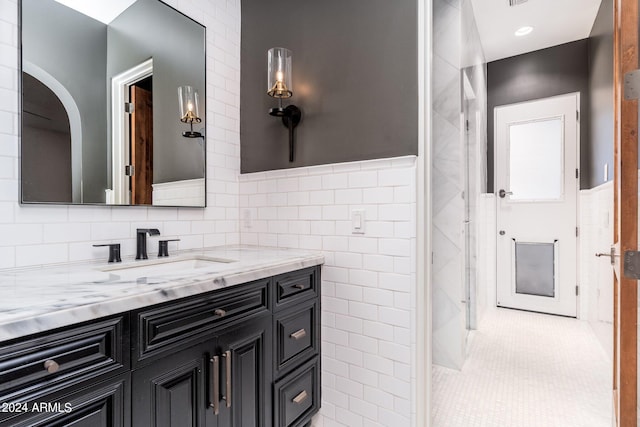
[432,308,612,427]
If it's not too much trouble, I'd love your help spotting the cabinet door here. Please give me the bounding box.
[213,314,272,427]
[6,373,130,427]
[132,341,211,427]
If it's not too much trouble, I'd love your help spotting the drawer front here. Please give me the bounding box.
[0,316,128,404]
[2,373,130,427]
[134,279,269,364]
[275,302,318,376]
[273,267,319,311]
[273,357,320,427]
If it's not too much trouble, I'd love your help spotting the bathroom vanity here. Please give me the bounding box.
[0,246,323,427]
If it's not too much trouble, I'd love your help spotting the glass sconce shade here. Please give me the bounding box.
[178,85,201,124]
[267,47,293,98]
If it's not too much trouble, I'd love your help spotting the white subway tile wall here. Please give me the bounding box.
[240,156,417,426]
[0,0,240,268]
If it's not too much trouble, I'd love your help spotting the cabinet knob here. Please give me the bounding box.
[293,284,306,290]
[214,309,226,317]
[44,360,60,374]
[290,328,307,340]
[293,390,308,404]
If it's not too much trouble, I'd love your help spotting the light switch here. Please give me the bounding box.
[352,209,365,234]
[604,163,608,183]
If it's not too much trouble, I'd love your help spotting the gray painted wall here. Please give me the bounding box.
[107,0,206,184]
[22,0,107,203]
[240,0,418,173]
[487,40,590,192]
[587,0,614,189]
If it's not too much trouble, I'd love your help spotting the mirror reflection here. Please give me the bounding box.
[20,0,206,207]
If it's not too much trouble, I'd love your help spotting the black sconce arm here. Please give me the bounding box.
[269,105,301,162]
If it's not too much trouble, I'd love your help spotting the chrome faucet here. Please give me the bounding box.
[136,228,160,260]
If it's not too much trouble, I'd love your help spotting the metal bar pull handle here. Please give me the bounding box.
[293,390,308,405]
[222,350,232,408]
[293,283,306,290]
[209,356,220,415]
[290,328,307,340]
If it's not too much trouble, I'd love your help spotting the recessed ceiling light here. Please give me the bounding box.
[515,26,534,37]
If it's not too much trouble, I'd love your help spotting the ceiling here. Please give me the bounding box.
[469,0,603,62]
[53,0,137,24]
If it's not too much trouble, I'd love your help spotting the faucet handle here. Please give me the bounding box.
[158,239,180,257]
[93,243,122,263]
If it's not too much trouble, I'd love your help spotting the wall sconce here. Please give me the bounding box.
[178,85,203,138]
[267,47,301,162]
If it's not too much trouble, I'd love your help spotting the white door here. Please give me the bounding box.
[495,93,579,317]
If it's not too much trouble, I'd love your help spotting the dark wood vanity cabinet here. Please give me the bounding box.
[0,265,320,427]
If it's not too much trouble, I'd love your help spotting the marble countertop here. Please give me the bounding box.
[0,245,324,342]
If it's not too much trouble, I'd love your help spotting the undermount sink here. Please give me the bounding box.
[100,255,236,277]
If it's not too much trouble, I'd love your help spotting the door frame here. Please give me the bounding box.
[111,58,153,205]
[613,0,638,424]
[416,0,432,426]
[493,93,581,318]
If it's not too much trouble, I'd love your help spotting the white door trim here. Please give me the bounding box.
[416,0,432,425]
[110,58,153,205]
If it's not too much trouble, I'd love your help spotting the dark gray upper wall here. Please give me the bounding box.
[107,0,206,184]
[240,0,418,173]
[587,0,613,189]
[487,39,590,191]
[22,0,107,203]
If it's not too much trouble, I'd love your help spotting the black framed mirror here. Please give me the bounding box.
[20,0,206,207]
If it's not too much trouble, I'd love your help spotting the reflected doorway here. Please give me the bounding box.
[110,58,153,205]
[21,72,73,203]
[129,77,153,205]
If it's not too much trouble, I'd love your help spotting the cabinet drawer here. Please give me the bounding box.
[273,267,318,311]
[0,316,128,404]
[2,373,130,427]
[134,279,269,365]
[273,357,320,427]
[275,302,318,377]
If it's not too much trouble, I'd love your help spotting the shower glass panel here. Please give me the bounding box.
[514,242,555,298]
[509,118,563,201]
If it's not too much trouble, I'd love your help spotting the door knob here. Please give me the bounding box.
[499,230,506,236]
[498,189,513,198]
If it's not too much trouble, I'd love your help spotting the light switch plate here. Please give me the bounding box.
[351,209,366,234]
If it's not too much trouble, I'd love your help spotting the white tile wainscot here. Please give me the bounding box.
[152,178,206,206]
[240,156,418,426]
[579,180,614,360]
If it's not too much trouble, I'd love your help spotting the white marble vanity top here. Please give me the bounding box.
[0,245,324,342]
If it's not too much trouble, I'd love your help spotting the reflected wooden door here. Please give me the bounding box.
[613,0,638,424]
[131,86,153,205]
